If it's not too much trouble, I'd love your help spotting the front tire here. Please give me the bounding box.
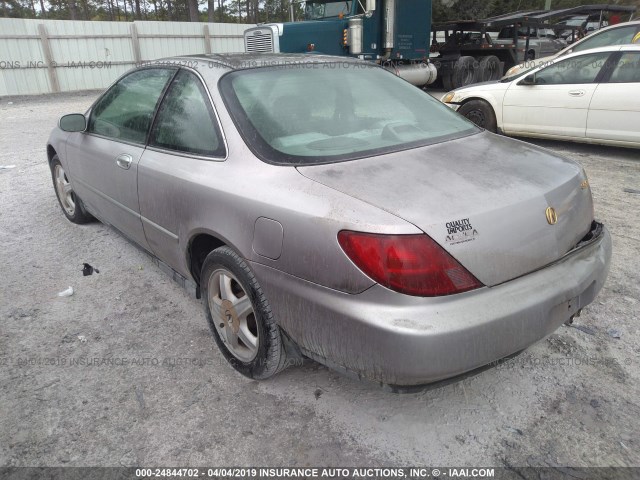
[202,246,288,380]
[50,155,93,224]
[458,99,498,133]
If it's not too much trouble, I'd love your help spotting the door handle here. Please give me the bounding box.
[568,90,585,97]
[116,153,133,170]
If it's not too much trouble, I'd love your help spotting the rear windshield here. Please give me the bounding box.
[219,63,479,165]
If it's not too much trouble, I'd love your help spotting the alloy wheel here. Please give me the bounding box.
[54,164,76,216]
[207,268,259,362]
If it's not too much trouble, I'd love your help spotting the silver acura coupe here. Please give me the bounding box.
[48,54,611,386]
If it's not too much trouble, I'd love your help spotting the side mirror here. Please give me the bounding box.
[59,113,87,132]
[519,74,535,85]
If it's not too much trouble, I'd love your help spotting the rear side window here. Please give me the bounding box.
[572,25,640,52]
[88,68,174,144]
[534,52,611,84]
[150,70,225,158]
[608,52,640,83]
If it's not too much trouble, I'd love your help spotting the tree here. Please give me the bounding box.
[68,0,78,19]
[187,0,198,20]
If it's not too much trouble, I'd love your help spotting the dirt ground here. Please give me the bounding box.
[0,91,639,468]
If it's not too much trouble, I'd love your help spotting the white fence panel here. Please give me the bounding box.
[0,18,253,96]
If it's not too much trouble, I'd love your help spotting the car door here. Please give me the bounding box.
[137,69,227,277]
[65,67,176,249]
[587,51,640,145]
[502,51,611,138]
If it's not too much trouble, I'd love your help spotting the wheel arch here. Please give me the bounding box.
[47,144,57,164]
[187,229,242,287]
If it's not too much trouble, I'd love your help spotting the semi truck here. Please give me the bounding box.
[243,2,637,89]
[243,0,439,87]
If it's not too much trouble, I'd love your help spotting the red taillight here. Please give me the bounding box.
[338,231,483,297]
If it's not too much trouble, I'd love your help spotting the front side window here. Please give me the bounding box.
[149,70,225,157]
[608,52,640,83]
[220,63,478,165]
[88,68,175,144]
[572,25,640,53]
[533,52,611,84]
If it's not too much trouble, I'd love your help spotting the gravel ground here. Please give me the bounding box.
[0,91,639,468]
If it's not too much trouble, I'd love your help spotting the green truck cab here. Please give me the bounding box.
[243,0,438,86]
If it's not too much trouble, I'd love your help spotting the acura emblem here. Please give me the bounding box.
[546,207,558,225]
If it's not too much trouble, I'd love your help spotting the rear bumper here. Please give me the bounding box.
[251,225,612,386]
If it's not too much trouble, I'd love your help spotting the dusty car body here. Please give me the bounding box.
[48,53,611,386]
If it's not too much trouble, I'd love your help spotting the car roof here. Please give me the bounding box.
[156,53,366,76]
[558,20,640,52]
[561,43,640,58]
[523,44,640,76]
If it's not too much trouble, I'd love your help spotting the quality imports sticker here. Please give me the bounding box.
[445,218,479,245]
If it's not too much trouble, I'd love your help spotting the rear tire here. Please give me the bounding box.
[458,99,497,133]
[452,56,478,89]
[478,55,501,82]
[202,246,288,380]
[50,155,93,224]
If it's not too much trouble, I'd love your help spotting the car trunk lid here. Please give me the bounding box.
[297,132,593,287]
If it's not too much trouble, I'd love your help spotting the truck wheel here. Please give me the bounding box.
[452,56,478,88]
[478,56,501,81]
[458,100,497,133]
[442,72,454,91]
[202,246,289,380]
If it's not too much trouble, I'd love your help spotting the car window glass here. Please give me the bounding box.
[88,68,174,144]
[149,70,224,157]
[572,25,638,52]
[608,52,640,83]
[221,64,478,165]
[534,52,611,84]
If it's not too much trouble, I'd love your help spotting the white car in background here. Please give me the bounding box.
[441,45,640,148]
[504,20,640,77]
